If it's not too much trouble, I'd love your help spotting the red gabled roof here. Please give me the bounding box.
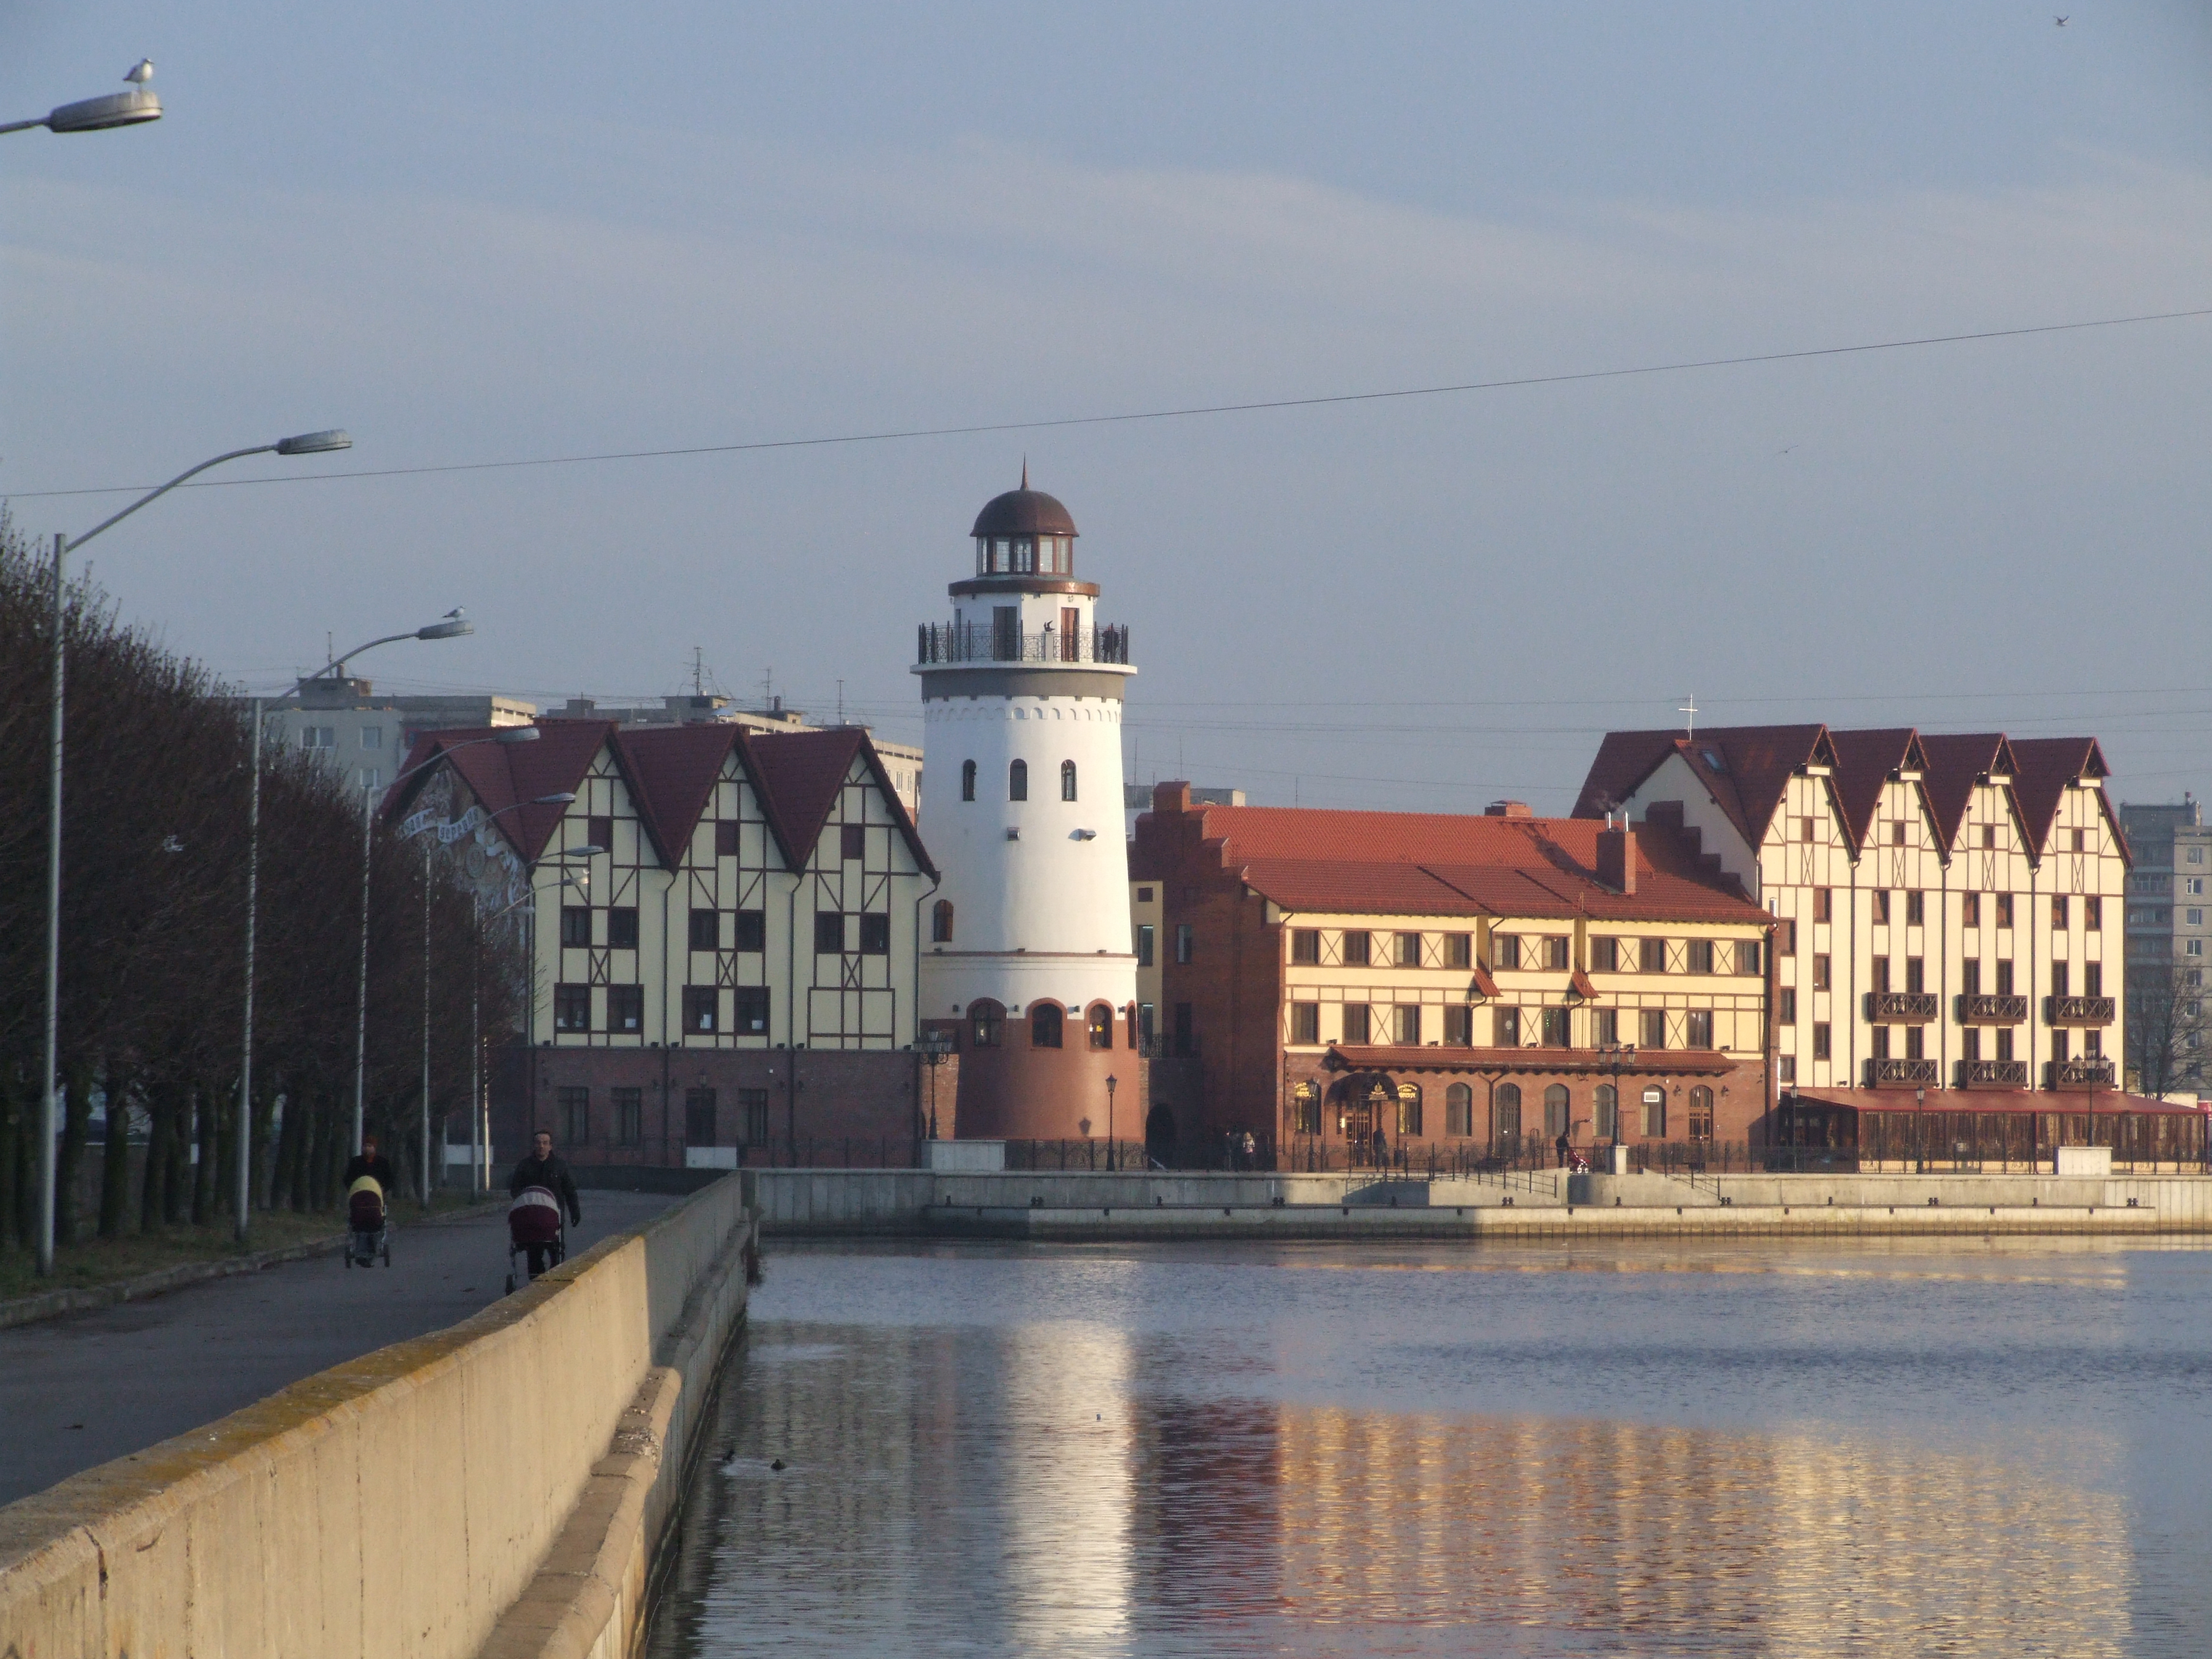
[1914,732,2015,850]
[743,727,937,879]
[1572,725,1831,850]
[1150,802,1767,925]
[387,720,613,864]
[387,720,935,879]
[1825,727,1925,851]
[2009,736,2124,861]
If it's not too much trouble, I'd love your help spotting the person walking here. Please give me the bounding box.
[1556,1129,1572,1168]
[344,1133,396,1196]
[509,1130,583,1277]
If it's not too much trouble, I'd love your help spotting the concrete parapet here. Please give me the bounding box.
[0,1176,752,1659]
[744,1166,2212,1238]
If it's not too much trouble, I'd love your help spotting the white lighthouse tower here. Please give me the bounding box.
[914,475,1138,1143]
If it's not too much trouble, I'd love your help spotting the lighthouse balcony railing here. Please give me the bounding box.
[917,621,1131,667]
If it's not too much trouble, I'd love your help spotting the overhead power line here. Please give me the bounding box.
[11,304,2209,503]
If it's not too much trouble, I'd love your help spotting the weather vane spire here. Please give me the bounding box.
[1679,693,1698,739]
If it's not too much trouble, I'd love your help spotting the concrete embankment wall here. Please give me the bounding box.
[0,1175,753,1659]
[748,1168,2212,1239]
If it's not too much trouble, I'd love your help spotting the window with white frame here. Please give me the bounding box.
[360,725,383,749]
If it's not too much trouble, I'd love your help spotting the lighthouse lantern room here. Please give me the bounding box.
[914,476,1138,1143]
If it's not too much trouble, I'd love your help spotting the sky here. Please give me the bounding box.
[4,2,2211,815]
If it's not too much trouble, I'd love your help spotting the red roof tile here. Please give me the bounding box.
[1573,725,1831,850]
[1913,732,2015,850]
[1153,803,1767,924]
[2008,736,2124,859]
[1825,727,1925,850]
[743,727,936,879]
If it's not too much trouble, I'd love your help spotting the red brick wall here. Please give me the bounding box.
[490,1043,923,1168]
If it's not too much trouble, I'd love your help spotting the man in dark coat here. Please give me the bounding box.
[343,1133,396,1195]
[510,1131,583,1275]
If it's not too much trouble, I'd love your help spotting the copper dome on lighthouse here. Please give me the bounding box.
[970,464,1077,540]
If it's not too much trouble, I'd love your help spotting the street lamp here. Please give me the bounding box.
[1,62,162,137]
[1915,1085,1927,1174]
[1105,1074,1119,1172]
[355,725,541,1164]
[36,429,351,1276]
[403,790,573,1207]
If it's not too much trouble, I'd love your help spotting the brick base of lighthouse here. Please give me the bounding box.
[923,1018,1142,1143]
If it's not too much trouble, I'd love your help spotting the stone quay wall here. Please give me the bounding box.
[0,1176,753,1659]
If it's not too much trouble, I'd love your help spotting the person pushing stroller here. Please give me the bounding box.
[509,1130,582,1280]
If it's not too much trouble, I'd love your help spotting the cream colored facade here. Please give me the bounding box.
[1269,909,1769,1060]
[1608,736,2124,1095]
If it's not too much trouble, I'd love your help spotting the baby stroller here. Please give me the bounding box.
[346,1175,391,1268]
[506,1184,566,1294]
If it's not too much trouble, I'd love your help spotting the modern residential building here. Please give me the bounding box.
[1574,724,2138,1159]
[387,717,937,1171]
[913,477,1142,1144]
[1129,786,1776,1164]
[2118,797,2211,1096]
[266,678,921,814]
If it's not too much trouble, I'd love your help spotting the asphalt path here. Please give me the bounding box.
[0,1190,677,1508]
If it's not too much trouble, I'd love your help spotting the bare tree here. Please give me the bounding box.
[2126,961,2208,1098]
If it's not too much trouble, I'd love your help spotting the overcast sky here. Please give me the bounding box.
[5,3,2211,815]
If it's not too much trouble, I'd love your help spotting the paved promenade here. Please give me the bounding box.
[0,1190,676,1507]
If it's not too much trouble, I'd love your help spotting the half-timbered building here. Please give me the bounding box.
[388,719,937,1170]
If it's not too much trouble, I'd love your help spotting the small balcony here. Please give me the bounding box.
[1955,1059,2029,1090]
[2045,1058,2116,1091]
[1956,993,2028,1025]
[917,621,1131,667]
[2043,995,2115,1027]
[1864,991,1939,1024]
[1864,1057,1941,1088]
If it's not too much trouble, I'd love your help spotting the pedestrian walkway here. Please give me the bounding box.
[0,1190,677,1507]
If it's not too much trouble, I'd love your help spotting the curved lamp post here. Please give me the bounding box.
[1,62,162,138]
[355,725,541,1166]
[403,790,573,1206]
[37,429,351,1276]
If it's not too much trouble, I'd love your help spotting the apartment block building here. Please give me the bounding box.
[1129,786,1774,1161]
[2117,797,2212,1096]
[387,718,937,1169]
[1575,725,2127,1109]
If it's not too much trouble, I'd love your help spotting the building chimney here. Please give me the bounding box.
[1597,825,1636,894]
[1485,799,1533,819]
[1154,781,1194,814]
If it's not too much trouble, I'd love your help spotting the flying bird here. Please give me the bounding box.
[124,59,153,84]
[2054,15,2067,24]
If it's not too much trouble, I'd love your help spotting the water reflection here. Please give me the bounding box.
[652,1242,2210,1658]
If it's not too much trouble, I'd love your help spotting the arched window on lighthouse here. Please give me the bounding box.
[1060,760,1077,801]
[1031,1003,1063,1048]
[931,901,954,944]
[970,1000,1004,1048]
[1087,1003,1114,1050]
[1008,759,1028,801]
[961,760,976,802]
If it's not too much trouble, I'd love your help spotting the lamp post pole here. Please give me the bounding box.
[1105,1074,1118,1172]
[235,699,263,1241]
[36,430,351,1276]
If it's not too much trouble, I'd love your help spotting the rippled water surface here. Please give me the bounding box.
[648,1239,2212,1658]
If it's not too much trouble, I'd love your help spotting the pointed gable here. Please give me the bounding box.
[1574,724,1831,850]
[1915,732,2015,850]
[2010,736,2124,859]
[1825,728,1924,852]
[609,724,743,867]
[386,720,611,864]
[745,727,937,879]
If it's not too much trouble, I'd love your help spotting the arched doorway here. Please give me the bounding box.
[1144,1103,1177,1168]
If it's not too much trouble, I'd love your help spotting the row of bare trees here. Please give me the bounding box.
[0,509,524,1249]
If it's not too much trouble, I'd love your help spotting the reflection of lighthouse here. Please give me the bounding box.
[915,476,1138,1140]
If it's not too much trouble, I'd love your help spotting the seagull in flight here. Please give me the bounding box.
[124,59,153,84]
[2054,15,2067,24]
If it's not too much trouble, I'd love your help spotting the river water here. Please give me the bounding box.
[647,1239,2212,1658]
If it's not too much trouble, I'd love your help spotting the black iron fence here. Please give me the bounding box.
[916,621,1131,666]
